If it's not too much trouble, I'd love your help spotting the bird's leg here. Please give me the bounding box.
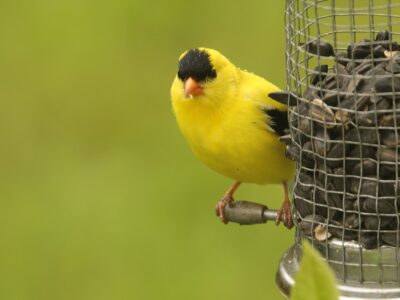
[276,182,293,229]
[215,181,241,224]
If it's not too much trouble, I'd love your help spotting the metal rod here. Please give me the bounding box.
[223,200,278,225]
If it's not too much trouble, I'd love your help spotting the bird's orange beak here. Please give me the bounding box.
[184,77,203,98]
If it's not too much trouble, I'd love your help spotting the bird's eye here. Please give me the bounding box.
[177,71,185,81]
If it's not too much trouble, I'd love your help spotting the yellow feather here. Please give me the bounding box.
[171,48,295,185]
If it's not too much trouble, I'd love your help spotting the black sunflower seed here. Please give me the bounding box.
[306,40,335,57]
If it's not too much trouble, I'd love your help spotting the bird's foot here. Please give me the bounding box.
[275,200,293,229]
[215,194,234,224]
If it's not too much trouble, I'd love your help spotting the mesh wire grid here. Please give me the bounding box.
[285,0,400,284]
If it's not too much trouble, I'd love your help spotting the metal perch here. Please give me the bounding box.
[223,200,278,225]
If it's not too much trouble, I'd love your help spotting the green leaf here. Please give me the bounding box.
[290,241,339,300]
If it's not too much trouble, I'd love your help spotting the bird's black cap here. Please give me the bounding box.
[177,49,217,82]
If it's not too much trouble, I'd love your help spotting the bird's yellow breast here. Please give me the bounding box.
[171,74,295,185]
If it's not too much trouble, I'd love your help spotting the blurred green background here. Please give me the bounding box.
[0,1,292,299]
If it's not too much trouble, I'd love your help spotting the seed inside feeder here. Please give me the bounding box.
[285,31,400,248]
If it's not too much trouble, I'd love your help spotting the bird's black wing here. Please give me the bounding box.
[268,91,299,106]
[261,108,289,136]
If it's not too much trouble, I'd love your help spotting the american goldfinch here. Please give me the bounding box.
[170,48,295,228]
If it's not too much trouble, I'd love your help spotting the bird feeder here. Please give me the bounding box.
[275,0,400,298]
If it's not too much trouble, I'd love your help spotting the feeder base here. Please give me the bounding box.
[276,245,400,299]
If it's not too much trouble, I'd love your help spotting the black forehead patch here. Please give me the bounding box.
[177,49,217,82]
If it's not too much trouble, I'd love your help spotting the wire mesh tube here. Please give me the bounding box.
[277,0,400,298]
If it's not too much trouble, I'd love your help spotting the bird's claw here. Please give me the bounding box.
[275,201,293,229]
[215,194,234,224]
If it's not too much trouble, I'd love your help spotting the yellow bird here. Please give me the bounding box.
[170,48,295,228]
